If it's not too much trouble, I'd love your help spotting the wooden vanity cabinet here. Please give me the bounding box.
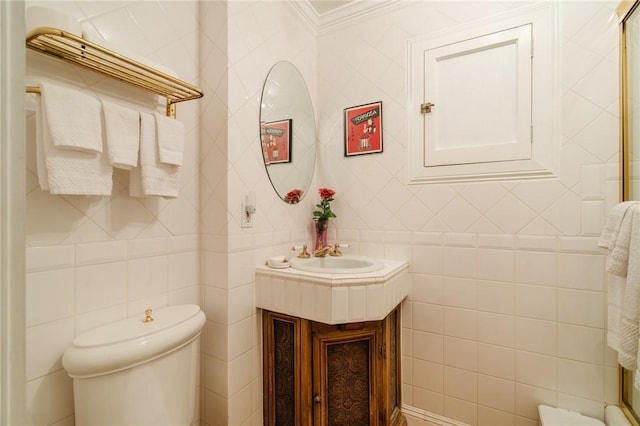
[262,308,406,426]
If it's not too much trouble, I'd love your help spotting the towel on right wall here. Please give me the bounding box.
[599,202,640,389]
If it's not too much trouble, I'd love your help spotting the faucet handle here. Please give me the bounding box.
[292,244,310,258]
[143,308,154,323]
[332,243,349,256]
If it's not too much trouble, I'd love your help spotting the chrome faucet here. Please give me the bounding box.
[314,246,335,257]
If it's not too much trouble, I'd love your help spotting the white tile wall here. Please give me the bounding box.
[317,1,619,425]
[200,0,318,423]
[22,0,622,425]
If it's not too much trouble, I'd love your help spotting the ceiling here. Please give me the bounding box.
[307,0,354,15]
[296,0,391,30]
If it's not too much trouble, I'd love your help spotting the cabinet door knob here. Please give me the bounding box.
[313,394,321,403]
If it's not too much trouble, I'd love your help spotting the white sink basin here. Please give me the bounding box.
[256,257,409,324]
[289,256,385,274]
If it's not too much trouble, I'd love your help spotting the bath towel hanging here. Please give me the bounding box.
[38,90,113,195]
[599,201,640,275]
[101,99,140,170]
[600,203,640,389]
[40,81,103,153]
[135,112,180,199]
[25,93,48,191]
[153,112,185,166]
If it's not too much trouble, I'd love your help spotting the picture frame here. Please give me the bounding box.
[344,101,383,156]
[261,119,292,164]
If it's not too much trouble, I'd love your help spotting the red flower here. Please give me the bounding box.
[313,188,336,221]
[319,187,335,200]
[284,189,303,204]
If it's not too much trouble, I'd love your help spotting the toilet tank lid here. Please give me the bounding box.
[62,304,206,378]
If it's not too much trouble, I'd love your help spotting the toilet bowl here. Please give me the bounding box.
[62,304,206,426]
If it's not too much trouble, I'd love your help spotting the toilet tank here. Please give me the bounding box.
[62,304,206,426]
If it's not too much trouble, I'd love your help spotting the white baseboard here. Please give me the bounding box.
[403,404,471,426]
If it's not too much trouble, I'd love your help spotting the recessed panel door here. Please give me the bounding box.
[423,24,533,167]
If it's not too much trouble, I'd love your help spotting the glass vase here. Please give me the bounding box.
[314,219,328,252]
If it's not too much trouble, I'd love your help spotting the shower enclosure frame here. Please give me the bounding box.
[618,1,640,424]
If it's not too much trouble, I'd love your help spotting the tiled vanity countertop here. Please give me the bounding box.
[255,258,409,324]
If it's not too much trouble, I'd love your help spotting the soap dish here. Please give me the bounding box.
[267,260,290,269]
[267,259,290,269]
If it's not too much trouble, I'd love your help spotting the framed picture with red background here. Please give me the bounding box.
[343,101,383,156]
[261,119,292,164]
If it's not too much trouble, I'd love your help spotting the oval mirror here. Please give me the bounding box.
[260,61,317,203]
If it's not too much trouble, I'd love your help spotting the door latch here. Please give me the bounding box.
[420,102,435,114]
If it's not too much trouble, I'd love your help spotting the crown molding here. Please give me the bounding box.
[291,0,399,34]
[289,0,321,31]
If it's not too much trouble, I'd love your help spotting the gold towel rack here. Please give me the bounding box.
[25,27,203,118]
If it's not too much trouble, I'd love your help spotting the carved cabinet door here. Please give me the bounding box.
[262,311,312,426]
[311,322,382,426]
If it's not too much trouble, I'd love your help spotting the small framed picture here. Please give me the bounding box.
[344,101,383,156]
[261,119,292,164]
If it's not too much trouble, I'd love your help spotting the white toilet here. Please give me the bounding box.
[539,406,605,426]
[62,304,206,426]
[538,405,631,426]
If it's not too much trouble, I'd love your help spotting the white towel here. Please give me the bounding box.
[600,204,640,389]
[40,95,113,195]
[614,206,640,388]
[25,93,48,191]
[153,112,185,166]
[129,164,143,197]
[599,201,640,248]
[607,273,626,352]
[40,81,103,153]
[599,202,640,276]
[136,112,180,198]
[101,100,140,170]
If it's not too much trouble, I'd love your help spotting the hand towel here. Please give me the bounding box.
[608,210,635,276]
[40,81,103,153]
[599,201,640,248]
[40,91,113,195]
[153,112,185,166]
[25,93,48,191]
[601,203,640,365]
[137,112,180,198]
[599,201,640,276]
[101,100,140,170]
[128,164,143,198]
[607,273,626,352]
[610,207,640,388]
